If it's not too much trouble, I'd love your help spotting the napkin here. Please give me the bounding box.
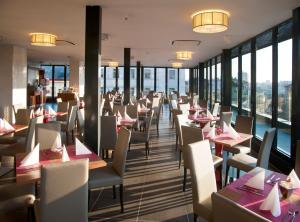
[202,122,211,132]
[207,125,216,139]
[259,183,281,217]
[0,119,14,131]
[124,113,133,121]
[48,107,57,116]
[227,125,240,139]
[75,138,92,155]
[206,110,214,120]
[61,145,70,162]
[20,143,40,167]
[245,170,265,190]
[222,121,230,133]
[288,169,300,188]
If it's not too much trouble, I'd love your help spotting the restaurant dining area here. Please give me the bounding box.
[1,0,300,221]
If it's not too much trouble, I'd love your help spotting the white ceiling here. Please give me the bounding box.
[0,0,299,67]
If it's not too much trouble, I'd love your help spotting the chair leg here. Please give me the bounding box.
[101,149,105,159]
[128,142,131,152]
[183,167,187,192]
[225,165,230,186]
[156,123,159,136]
[237,169,240,179]
[66,132,69,145]
[175,135,178,151]
[113,185,116,199]
[119,184,124,213]
[178,150,182,168]
[193,213,198,222]
[145,142,149,158]
[88,189,91,211]
[72,130,74,142]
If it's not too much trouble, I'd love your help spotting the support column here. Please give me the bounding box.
[165,68,168,96]
[198,63,204,99]
[115,67,119,91]
[124,48,130,104]
[154,68,157,91]
[84,6,101,154]
[221,49,231,106]
[141,66,144,92]
[103,66,106,93]
[136,61,141,99]
[189,68,193,96]
[0,45,27,123]
[291,7,300,167]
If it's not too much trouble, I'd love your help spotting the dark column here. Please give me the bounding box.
[165,68,168,96]
[189,68,193,96]
[141,66,144,92]
[103,66,106,93]
[238,48,242,114]
[209,60,212,108]
[221,49,231,106]
[291,7,300,167]
[250,39,257,134]
[198,63,204,99]
[136,61,141,99]
[177,68,180,92]
[124,48,130,104]
[272,27,278,147]
[84,6,101,154]
[154,68,157,91]
[115,67,119,91]
[63,65,67,87]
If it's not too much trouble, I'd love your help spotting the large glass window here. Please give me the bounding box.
[256,46,273,139]
[216,63,221,102]
[106,67,116,92]
[211,64,216,104]
[118,67,124,93]
[100,67,104,93]
[156,68,165,93]
[277,39,292,155]
[207,66,211,106]
[168,68,178,93]
[242,53,251,114]
[179,69,189,95]
[130,68,137,96]
[53,66,65,97]
[204,67,207,100]
[143,68,154,94]
[231,57,239,121]
[66,65,70,88]
[41,65,53,100]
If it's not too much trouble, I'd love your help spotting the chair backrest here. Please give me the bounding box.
[35,122,62,150]
[235,115,253,147]
[212,103,220,116]
[15,108,33,125]
[174,114,187,145]
[296,141,300,177]
[67,106,78,132]
[199,100,207,109]
[220,112,233,130]
[181,125,204,169]
[178,104,190,114]
[56,102,69,121]
[171,100,177,110]
[257,128,276,169]
[77,109,84,134]
[220,105,231,113]
[187,140,216,217]
[12,104,25,115]
[112,127,131,177]
[39,159,88,222]
[151,98,160,109]
[100,116,117,150]
[211,192,270,222]
[113,105,126,117]
[126,104,138,118]
[145,111,154,140]
[24,117,38,152]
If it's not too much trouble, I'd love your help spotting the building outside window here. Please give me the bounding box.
[156,68,166,93]
[241,53,251,114]
[231,57,239,122]
[168,69,178,94]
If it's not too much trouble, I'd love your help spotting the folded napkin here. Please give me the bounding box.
[206,110,214,120]
[48,107,57,116]
[62,145,70,162]
[20,144,40,167]
[259,183,281,217]
[227,125,240,139]
[245,170,265,190]
[124,113,133,121]
[222,121,230,133]
[202,122,211,132]
[0,118,14,131]
[288,169,300,189]
[75,138,92,155]
[207,125,216,139]
[146,98,151,104]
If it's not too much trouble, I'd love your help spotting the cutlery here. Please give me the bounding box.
[236,185,265,197]
[288,209,298,222]
[266,174,275,183]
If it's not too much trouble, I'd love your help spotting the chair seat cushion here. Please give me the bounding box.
[193,198,212,221]
[212,155,223,168]
[223,145,251,154]
[227,153,257,172]
[130,131,147,143]
[89,166,122,189]
[0,195,35,212]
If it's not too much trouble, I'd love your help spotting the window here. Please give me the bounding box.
[256,45,272,139]
[231,57,239,122]
[100,67,104,93]
[204,67,207,100]
[277,39,292,155]
[168,69,178,93]
[216,62,221,102]
[106,67,116,92]
[118,67,124,93]
[66,65,70,88]
[179,69,189,95]
[211,64,216,104]
[207,66,211,106]
[241,53,251,114]
[143,68,154,93]
[41,65,53,99]
[130,68,137,96]
[156,68,166,93]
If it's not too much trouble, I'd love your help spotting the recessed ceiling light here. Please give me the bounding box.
[109,61,119,67]
[30,33,57,46]
[176,51,192,60]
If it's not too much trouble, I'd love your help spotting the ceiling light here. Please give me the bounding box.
[176,51,192,60]
[172,62,182,68]
[109,61,119,67]
[191,10,230,33]
[30,33,57,46]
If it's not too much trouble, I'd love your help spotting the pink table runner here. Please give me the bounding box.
[16,146,99,174]
[225,172,300,221]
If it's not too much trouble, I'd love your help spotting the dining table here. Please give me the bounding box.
[0,124,29,137]
[218,167,300,222]
[15,145,106,184]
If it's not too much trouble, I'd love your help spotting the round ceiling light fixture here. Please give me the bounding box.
[191,10,230,33]
[176,51,192,60]
[171,62,183,68]
[108,61,119,67]
[30,33,57,46]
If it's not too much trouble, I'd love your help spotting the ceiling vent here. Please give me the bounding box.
[171,40,201,48]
